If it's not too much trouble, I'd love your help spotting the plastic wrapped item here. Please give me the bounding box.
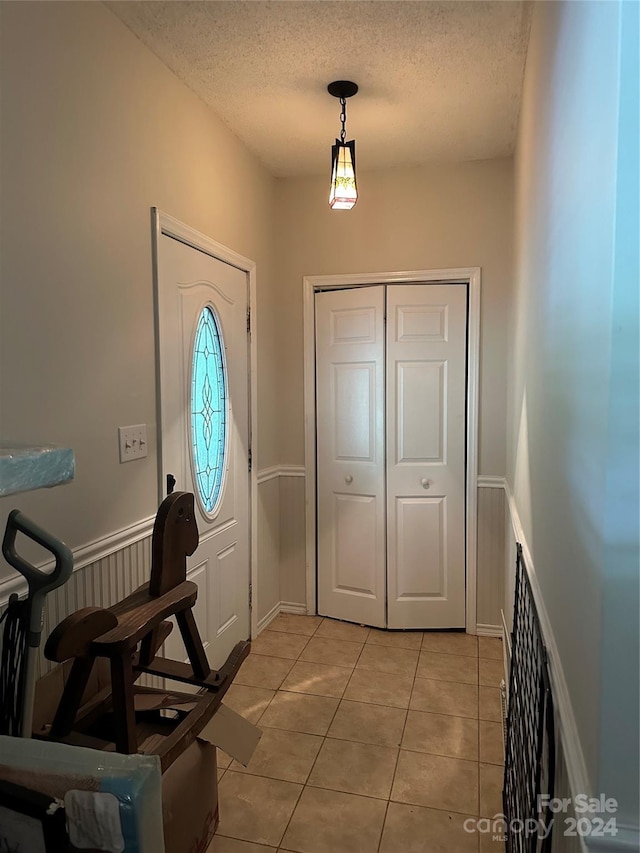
[0,735,164,852]
[0,443,75,496]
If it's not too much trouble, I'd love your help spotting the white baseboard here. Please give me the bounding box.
[280,601,307,615]
[255,600,309,635]
[476,623,503,637]
[256,601,281,634]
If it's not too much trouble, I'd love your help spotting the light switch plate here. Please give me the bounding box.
[118,424,148,462]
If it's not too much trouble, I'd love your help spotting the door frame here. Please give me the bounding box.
[152,208,259,639]
[303,267,481,634]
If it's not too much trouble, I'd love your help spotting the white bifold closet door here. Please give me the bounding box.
[316,283,467,630]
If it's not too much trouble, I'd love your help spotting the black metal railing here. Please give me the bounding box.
[504,543,556,852]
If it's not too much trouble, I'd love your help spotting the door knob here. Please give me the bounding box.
[345,475,353,485]
[421,478,430,489]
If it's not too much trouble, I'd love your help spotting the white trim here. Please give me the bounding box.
[477,475,507,489]
[255,600,309,635]
[278,466,306,478]
[257,466,306,485]
[280,601,308,615]
[504,479,591,815]
[257,466,281,485]
[0,514,155,608]
[151,209,259,639]
[501,608,511,660]
[476,623,503,637]
[303,268,481,633]
[257,601,281,634]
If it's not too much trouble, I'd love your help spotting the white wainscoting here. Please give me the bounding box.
[0,522,154,680]
[256,468,510,636]
[257,474,280,627]
[477,476,507,635]
[256,466,308,633]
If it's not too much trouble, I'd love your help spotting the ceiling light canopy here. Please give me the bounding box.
[328,80,358,210]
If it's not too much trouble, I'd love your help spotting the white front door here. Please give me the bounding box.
[316,286,386,627]
[386,284,467,628]
[156,232,250,669]
[316,284,467,629]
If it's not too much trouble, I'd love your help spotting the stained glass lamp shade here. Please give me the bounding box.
[329,140,357,210]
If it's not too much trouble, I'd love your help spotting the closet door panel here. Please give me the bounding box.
[387,285,467,628]
[316,286,386,627]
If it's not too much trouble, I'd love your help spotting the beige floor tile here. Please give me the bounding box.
[315,618,370,642]
[223,685,275,724]
[422,632,478,657]
[391,750,479,815]
[299,637,363,668]
[479,637,503,660]
[328,699,407,747]
[281,786,387,853]
[231,727,323,783]
[479,687,502,722]
[355,644,419,676]
[410,677,479,718]
[208,837,275,853]
[218,748,234,769]
[417,651,479,685]
[268,613,322,636]
[479,721,504,765]
[480,832,507,852]
[251,631,310,660]
[236,655,295,690]
[479,658,504,688]
[307,737,398,799]
[402,710,479,760]
[280,660,351,698]
[479,763,504,818]
[217,771,302,847]
[258,691,339,735]
[343,668,414,709]
[379,802,479,853]
[366,629,423,650]
[218,768,226,783]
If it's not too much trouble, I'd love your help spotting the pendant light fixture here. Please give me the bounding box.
[328,80,358,210]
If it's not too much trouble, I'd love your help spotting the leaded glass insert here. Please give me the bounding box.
[191,305,227,515]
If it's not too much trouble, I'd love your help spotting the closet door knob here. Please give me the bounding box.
[345,475,353,485]
[421,478,430,489]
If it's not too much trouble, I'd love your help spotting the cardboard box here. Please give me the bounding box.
[162,738,218,853]
[25,662,261,853]
[146,697,262,853]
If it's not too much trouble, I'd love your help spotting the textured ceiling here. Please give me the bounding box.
[108,1,532,177]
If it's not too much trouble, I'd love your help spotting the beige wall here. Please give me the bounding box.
[0,1,278,560]
[274,160,513,475]
[510,0,638,825]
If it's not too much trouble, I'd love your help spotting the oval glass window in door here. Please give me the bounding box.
[190,305,228,516]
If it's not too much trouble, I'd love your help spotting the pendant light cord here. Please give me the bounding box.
[340,96,347,142]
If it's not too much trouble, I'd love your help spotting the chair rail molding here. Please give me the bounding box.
[0,514,155,608]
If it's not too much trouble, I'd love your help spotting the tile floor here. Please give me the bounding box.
[208,614,506,853]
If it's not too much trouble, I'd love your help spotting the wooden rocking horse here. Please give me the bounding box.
[43,492,250,770]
